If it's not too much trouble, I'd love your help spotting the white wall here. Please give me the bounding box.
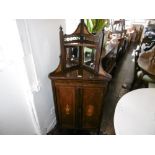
[0,19,66,134]
[17,19,66,134]
[65,19,80,34]
[0,20,39,134]
[0,61,39,134]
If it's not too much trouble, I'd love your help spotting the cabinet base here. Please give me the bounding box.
[47,125,101,135]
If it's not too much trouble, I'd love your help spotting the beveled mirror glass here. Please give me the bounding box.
[66,47,79,68]
[83,47,96,69]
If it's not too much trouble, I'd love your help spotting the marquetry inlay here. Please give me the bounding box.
[65,104,70,115]
[86,105,94,116]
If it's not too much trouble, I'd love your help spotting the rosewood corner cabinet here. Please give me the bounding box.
[49,20,111,134]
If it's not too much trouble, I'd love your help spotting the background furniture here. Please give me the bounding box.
[102,19,129,73]
[49,20,111,134]
[101,39,119,73]
[110,19,128,62]
[137,48,155,87]
[138,48,155,77]
[132,39,155,88]
[114,88,155,134]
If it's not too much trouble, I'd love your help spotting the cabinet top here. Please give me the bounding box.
[49,68,111,81]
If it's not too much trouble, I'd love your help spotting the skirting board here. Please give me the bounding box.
[46,118,56,134]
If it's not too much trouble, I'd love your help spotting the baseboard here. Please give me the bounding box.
[46,118,56,134]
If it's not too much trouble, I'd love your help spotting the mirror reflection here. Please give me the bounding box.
[84,47,96,69]
[66,47,79,68]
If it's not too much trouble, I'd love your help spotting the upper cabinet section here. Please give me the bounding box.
[59,19,105,74]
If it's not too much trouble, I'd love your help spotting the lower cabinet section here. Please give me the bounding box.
[54,82,106,132]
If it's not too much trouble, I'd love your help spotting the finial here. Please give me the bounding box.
[59,25,63,31]
[80,19,84,25]
[80,19,84,24]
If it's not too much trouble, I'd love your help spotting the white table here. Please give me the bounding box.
[114,88,155,135]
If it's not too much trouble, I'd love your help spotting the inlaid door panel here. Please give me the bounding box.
[82,87,104,129]
[56,86,76,128]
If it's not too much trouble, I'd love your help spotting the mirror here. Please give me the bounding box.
[66,47,79,68]
[83,47,96,69]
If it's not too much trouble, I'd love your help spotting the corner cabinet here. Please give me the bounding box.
[49,20,111,134]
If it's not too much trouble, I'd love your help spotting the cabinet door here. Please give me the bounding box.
[56,86,76,128]
[82,87,105,129]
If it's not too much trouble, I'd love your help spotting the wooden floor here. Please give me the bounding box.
[100,43,136,135]
[48,43,137,135]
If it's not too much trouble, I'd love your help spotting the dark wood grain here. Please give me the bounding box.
[49,20,111,134]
